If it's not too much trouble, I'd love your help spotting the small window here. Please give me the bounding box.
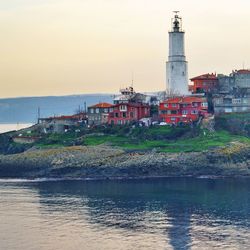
[172,104,177,107]
[115,113,119,118]
[120,105,127,111]
[182,110,188,115]
[95,108,99,113]
[164,104,168,108]
[122,112,127,118]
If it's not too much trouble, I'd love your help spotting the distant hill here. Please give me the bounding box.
[0,94,113,123]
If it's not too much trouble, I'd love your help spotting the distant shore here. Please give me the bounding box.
[0,144,249,179]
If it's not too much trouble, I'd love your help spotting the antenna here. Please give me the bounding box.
[131,70,134,88]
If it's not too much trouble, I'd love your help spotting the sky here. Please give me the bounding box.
[1,0,250,98]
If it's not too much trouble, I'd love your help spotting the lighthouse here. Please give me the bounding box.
[166,11,189,95]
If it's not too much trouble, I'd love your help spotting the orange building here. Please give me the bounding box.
[189,73,218,94]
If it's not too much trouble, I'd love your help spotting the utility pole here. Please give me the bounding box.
[84,101,87,114]
[37,106,41,124]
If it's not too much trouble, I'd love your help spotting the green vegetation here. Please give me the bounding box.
[83,128,250,153]
[4,114,250,154]
[215,113,250,136]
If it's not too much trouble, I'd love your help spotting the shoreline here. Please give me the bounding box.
[1,175,250,183]
[0,144,249,179]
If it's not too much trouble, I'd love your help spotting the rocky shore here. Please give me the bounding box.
[0,143,249,179]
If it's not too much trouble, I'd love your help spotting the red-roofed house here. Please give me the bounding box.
[38,113,87,133]
[108,103,150,125]
[87,102,113,125]
[189,73,218,94]
[159,96,209,125]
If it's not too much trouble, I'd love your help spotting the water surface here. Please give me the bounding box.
[0,178,249,249]
[0,123,33,134]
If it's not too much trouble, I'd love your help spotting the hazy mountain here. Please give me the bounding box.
[0,94,113,123]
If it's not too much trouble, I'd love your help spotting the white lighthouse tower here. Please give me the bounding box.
[166,11,189,95]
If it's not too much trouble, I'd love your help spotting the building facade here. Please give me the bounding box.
[159,96,208,125]
[87,103,113,125]
[189,73,218,94]
[166,12,189,95]
[213,69,250,113]
[107,87,151,125]
[38,113,86,133]
[108,103,150,125]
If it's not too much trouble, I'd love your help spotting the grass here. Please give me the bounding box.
[32,124,250,153]
[83,129,250,153]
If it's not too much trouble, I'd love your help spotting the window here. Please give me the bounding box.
[171,117,176,121]
[171,110,177,114]
[104,108,108,113]
[115,113,119,118]
[90,108,94,114]
[120,105,127,111]
[191,110,198,114]
[192,102,198,107]
[202,102,208,107]
[122,112,127,118]
[232,99,241,104]
[172,104,177,107]
[164,104,168,108]
[109,108,113,112]
[182,110,188,115]
[95,108,99,113]
[130,112,134,118]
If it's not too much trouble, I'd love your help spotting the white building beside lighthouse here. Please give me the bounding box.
[166,12,189,95]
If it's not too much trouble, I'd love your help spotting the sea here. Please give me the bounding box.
[0,123,33,134]
[0,178,249,250]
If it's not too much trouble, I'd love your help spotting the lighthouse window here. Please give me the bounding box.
[172,66,174,71]
[182,71,185,76]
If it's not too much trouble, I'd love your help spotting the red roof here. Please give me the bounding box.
[89,102,113,108]
[40,114,85,120]
[163,96,206,104]
[190,73,218,81]
[235,69,250,74]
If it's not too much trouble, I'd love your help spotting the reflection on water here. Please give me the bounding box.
[0,178,249,250]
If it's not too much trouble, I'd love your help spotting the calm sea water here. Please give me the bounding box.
[0,178,249,250]
[0,123,33,134]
